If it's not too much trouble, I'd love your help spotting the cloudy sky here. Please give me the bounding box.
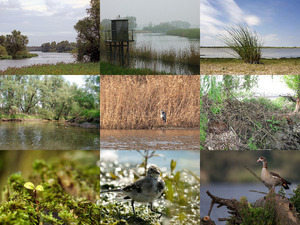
[201,0,300,46]
[0,0,90,46]
[101,0,200,29]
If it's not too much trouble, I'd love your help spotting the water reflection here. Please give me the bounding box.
[100,129,200,150]
[0,52,75,71]
[0,121,99,150]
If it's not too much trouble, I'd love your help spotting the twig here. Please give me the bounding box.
[244,165,272,190]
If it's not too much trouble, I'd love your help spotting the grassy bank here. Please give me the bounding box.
[200,58,300,75]
[0,62,100,75]
[0,53,38,60]
[100,75,200,129]
[166,28,200,39]
[100,61,169,75]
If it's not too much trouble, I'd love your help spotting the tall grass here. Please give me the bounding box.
[218,25,263,64]
[100,75,200,129]
[166,28,200,39]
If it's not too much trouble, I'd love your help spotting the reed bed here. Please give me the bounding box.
[130,43,200,67]
[100,75,200,129]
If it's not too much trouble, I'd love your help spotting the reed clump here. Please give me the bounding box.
[218,24,263,64]
[100,75,200,129]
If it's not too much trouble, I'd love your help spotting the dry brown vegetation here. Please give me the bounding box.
[100,75,200,129]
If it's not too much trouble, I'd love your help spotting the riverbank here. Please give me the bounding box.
[200,58,300,75]
[166,28,200,39]
[100,75,200,129]
[0,52,38,60]
[0,61,100,75]
[100,61,169,75]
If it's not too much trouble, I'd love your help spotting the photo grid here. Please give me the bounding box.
[200,0,300,225]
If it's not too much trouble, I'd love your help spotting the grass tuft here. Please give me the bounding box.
[218,24,263,64]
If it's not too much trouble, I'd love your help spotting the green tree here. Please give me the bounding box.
[74,0,100,62]
[5,30,29,59]
[127,16,137,30]
[0,35,6,46]
[41,42,51,52]
[282,75,300,113]
[0,45,7,57]
[101,19,110,29]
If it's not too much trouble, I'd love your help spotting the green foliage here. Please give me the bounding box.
[0,62,100,75]
[166,28,200,39]
[239,205,276,225]
[282,75,300,97]
[266,116,280,132]
[74,0,100,62]
[143,20,191,33]
[290,185,300,215]
[0,45,7,58]
[5,30,29,59]
[218,25,263,64]
[0,152,100,224]
[247,137,258,150]
[41,40,76,53]
[243,97,281,112]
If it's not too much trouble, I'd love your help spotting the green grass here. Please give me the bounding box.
[0,62,100,75]
[100,61,170,75]
[166,28,200,39]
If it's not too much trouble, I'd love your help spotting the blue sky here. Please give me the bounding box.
[201,0,300,46]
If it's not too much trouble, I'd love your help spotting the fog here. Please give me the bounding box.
[100,0,200,28]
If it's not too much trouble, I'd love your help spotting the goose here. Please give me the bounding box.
[160,110,166,123]
[257,156,291,190]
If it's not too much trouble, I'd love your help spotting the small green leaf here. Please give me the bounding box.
[35,185,44,191]
[24,182,35,190]
[170,159,177,174]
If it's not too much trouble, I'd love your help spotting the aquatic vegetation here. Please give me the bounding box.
[218,25,263,64]
[0,62,100,75]
[100,75,200,129]
[100,160,200,224]
[100,61,169,75]
[0,151,100,224]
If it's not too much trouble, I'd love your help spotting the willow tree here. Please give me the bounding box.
[282,75,300,113]
[74,0,100,62]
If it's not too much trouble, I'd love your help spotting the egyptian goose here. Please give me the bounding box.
[257,156,291,190]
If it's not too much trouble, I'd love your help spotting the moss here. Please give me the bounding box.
[0,151,100,224]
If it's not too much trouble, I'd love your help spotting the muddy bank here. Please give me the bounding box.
[64,117,100,129]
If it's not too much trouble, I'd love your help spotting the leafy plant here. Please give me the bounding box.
[247,137,258,150]
[267,116,279,131]
[218,24,263,64]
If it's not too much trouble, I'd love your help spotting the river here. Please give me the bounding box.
[132,33,200,75]
[200,47,300,59]
[100,129,200,151]
[0,51,75,71]
[201,183,298,225]
[0,121,99,150]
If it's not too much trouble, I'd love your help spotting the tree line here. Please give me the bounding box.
[0,75,99,120]
[41,41,77,53]
[0,30,33,59]
[142,20,191,33]
[0,0,100,62]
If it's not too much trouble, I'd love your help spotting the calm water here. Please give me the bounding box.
[101,150,200,175]
[100,129,200,150]
[200,47,300,59]
[0,121,99,150]
[201,183,298,225]
[132,33,199,75]
[0,51,75,71]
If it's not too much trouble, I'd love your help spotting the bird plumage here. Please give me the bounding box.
[160,110,166,123]
[101,165,165,216]
[257,156,291,190]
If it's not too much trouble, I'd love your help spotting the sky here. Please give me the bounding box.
[0,0,90,46]
[101,0,200,29]
[63,75,84,87]
[201,0,300,46]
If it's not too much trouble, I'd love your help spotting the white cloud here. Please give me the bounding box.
[101,151,119,162]
[0,0,21,9]
[200,0,261,45]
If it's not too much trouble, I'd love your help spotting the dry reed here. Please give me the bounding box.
[100,75,200,129]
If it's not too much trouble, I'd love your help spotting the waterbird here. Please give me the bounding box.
[257,156,291,191]
[100,165,165,217]
[160,110,166,123]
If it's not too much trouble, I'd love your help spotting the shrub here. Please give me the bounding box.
[218,25,263,64]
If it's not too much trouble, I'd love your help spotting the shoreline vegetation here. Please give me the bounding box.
[166,28,200,39]
[100,61,169,75]
[200,58,300,75]
[0,62,100,75]
[100,75,200,129]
